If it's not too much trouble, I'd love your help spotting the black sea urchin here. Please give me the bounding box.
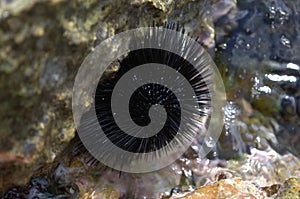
[72,22,224,173]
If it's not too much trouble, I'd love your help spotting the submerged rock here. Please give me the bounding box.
[169,177,300,199]
[0,0,300,198]
[276,178,300,199]
[170,178,268,199]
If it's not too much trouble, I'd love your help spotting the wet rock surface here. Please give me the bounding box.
[214,0,300,159]
[0,0,300,198]
[169,177,300,199]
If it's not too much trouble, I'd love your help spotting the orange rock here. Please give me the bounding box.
[171,178,267,199]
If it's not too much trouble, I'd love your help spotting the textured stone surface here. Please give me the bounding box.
[170,178,268,199]
[0,0,214,195]
[0,0,300,198]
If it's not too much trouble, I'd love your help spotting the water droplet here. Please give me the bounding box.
[280,35,291,48]
[246,43,251,49]
[205,136,215,148]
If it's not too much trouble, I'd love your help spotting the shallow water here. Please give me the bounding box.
[0,0,299,198]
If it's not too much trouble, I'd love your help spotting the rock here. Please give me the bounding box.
[276,178,300,199]
[170,178,268,199]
